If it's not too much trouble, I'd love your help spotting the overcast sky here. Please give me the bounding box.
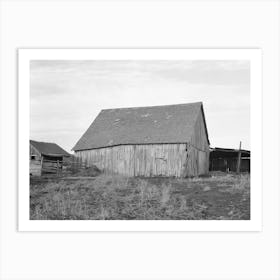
[30,60,250,153]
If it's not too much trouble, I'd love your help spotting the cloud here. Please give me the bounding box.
[30,60,250,98]
[154,60,250,85]
[30,60,250,152]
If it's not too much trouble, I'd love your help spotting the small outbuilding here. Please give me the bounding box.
[30,140,70,176]
[209,147,250,173]
[73,102,210,177]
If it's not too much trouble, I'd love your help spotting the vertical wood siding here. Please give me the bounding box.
[30,145,41,160]
[30,144,42,176]
[76,144,187,177]
[76,143,208,177]
[189,108,210,175]
[30,161,42,176]
[190,108,209,152]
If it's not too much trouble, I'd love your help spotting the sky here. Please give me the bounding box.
[30,60,250,153]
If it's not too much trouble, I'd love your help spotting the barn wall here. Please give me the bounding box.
[30,144,41,160]
[188,109,210,175]
[190,108,209,151]
[133,144,187,177]
[30,160,41,176]
[30,144,42,176]
[76,143,208,177]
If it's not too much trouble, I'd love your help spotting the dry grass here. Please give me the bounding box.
[30,172,250,220]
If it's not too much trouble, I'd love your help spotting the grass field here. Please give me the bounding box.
[30,172,250,220]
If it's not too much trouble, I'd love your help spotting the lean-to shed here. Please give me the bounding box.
[209,147,250,173]
[73,102,210,177]
[30,140,70,176]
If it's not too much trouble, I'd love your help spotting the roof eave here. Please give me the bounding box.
[73,141,190,152]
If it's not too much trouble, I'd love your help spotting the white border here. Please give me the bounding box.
[18,49,262,232]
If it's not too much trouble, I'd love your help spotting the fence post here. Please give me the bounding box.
[236,141,242,174]
[57,160,59,176]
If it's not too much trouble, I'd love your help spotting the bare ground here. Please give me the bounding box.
[30,172,250,220]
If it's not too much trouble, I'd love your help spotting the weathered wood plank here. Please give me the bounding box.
[30,160,41,176]
[76,143,198,177]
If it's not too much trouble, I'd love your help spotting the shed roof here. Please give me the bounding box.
[210,147,250,159]
[30,140,70,157]
[73,102,209,151]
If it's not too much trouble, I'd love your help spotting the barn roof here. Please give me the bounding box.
[30,140,70,157]
[73,102,209,151]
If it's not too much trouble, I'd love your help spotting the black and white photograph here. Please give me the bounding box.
[28,54,251,221]
[2,1,279,280]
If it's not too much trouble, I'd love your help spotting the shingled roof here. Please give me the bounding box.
[73,102,209,151]
[30,140,70,157]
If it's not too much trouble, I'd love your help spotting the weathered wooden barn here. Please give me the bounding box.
[73,102,210,177]
[30,140,70,176]
[209,147,250,173]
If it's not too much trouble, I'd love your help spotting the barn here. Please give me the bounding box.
[73,102,210,177]
[30,140,70,176]
[209,147,250,173]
